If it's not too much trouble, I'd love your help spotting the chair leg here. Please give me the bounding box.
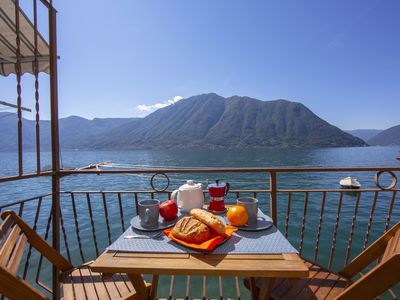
[258,278,275,300]
[249,277,259,299]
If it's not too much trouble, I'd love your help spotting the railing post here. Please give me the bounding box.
[15,0,23,177]
[270,171,277,225]
[49,5,60,300]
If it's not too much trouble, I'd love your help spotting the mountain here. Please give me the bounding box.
[57,116,138,148]
[90,93,227,149]
[0,113,136,151]
[0,112,38,152]
[368,125,400,146]
[91,93,366,149]
[203,96,365,148]
[0,94,367,150]
[346,129,382,142]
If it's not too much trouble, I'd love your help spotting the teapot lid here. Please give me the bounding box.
[179,180,202,191]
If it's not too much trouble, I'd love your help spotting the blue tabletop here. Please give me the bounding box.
[107,222,298,255]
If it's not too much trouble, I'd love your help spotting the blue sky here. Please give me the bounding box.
[1,0,399,130]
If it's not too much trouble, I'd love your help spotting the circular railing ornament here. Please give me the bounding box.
[374,171,397,190]
[150,173,170,192]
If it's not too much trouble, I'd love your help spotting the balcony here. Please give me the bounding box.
[1,167,399,299]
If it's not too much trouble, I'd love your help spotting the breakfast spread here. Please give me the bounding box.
[133,179,270,249]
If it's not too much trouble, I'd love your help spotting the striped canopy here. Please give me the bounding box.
[0,0,50,76]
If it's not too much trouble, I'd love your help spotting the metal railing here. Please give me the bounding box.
[1,167,399,299]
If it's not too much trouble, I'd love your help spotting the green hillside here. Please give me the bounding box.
[0,94,367,150]
[368,125,400,146]
[91,93,366,149]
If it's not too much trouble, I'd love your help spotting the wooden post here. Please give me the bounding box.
[49,6,60,300]
[270,171,277,226]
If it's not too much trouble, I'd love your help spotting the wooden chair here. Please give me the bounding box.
[268,220,400,299]
[0,210,150,300]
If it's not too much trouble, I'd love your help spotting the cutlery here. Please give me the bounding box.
[124,232,164,239]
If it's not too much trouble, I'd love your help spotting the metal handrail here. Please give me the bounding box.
[59,166,400,175]
[0,193,52,210]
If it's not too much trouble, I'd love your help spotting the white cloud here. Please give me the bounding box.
[136,96,183,112]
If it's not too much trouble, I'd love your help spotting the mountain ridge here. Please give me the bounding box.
[90,93,366,149]
[368,125,400,146]
[346,129,383,142]
[0,113,137,151]
[0,93,368,150]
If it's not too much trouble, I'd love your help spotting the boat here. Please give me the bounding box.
[339,176,361,189]
[75,161,110,170]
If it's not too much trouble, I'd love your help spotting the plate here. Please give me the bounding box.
[163,225,237,251]
[131,214,180,231]
[226,210,273,231]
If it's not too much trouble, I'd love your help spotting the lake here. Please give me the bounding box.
[1,146,399,298]
[1,146,399,203]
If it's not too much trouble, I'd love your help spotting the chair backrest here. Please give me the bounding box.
[336,220,400,300]
[0,210,73,300]
[381,230,400,262]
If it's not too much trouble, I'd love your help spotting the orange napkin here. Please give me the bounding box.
[163,226,238,251]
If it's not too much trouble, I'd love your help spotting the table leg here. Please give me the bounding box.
[258,278,275,300]
[127,274,149,300]
[150,275,159,300]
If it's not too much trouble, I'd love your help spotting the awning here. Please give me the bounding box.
[0,0,50,76]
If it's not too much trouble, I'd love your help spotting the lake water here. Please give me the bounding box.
[1,146,399,298]
[1,146,399,203]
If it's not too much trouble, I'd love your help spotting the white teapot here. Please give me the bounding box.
[171,180,204,213]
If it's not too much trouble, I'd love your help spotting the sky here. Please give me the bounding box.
[1,0,399,130]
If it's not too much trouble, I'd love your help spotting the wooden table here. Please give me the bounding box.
[90,251,309,300]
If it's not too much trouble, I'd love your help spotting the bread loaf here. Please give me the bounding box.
[171,216,211,244]
[190,208,226,236]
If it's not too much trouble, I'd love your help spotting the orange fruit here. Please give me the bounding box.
[227,205,248,226]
